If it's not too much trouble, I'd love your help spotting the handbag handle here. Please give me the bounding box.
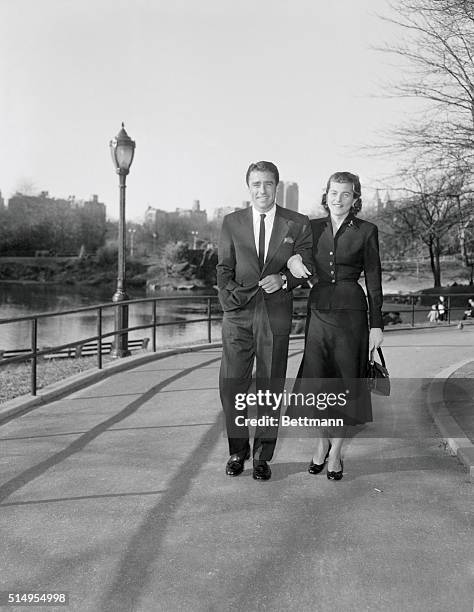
[370,347,386,368]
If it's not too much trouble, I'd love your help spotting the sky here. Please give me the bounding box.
[0,0,419,221]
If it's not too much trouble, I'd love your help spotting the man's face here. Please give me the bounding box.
[326,181,355,219]
[248,170,277,213]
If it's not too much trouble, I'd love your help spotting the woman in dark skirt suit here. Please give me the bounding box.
[288,171,384,480]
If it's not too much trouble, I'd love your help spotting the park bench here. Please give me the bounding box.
[0,348,31,361]
[0,338,150,361]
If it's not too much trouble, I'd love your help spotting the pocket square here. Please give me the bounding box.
[283,236,295,244]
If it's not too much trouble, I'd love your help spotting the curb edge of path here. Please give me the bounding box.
[426,357,474,483]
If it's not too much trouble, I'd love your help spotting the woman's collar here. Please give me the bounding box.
[327,211,358,231]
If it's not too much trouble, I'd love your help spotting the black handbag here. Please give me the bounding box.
[368,347,390,396]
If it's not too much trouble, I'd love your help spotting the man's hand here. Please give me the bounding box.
[259,274,284,294]
[369,328,384,359]
[287,254,311,278]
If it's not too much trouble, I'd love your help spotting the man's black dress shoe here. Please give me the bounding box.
[225,449,250,476]
[253,461,271,481]
[327,459,343,481]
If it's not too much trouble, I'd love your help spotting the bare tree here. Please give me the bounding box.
[377,167,472,287]
[377,0,474,170]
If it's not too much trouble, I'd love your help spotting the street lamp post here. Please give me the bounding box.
[109,123,136,358]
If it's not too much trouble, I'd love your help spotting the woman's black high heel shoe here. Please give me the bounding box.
[327,458,343,481]
[308,444,331,475]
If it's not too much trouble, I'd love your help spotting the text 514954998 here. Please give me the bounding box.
[0,592,69,606]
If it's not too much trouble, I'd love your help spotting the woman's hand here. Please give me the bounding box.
[287,254,311,278]
[369,327,384,359]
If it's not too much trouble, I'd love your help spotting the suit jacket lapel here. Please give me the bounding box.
[239,206,260,273]
[262,206,288,275]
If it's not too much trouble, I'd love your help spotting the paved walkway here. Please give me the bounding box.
[0,326,473,611]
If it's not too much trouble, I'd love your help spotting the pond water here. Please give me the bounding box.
[0,283,222,351]
[0,282,469,352]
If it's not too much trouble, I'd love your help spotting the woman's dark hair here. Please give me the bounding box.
[246,161,280,186]
[322,171,362,215]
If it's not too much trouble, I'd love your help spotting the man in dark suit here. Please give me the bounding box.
[217,160,313,480]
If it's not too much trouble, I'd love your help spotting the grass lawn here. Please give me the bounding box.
[0,355,114,404]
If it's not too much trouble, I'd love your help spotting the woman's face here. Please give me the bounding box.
[326,181,355,219]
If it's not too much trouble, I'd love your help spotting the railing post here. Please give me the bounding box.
[152,300,157,352]
[97,307,103,369]
[411,295,415,328]
[207,297,212,343]
[31,318,37,396]
[447,295,451,325]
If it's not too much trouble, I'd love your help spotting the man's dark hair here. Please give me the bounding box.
[245,161,280,186]
[321,171,362,215]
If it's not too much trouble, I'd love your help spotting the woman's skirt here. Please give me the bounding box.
[287,308,372,426]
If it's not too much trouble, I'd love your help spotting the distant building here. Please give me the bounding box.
[366,188,384,214]
[213,202,248,221]
[7,191,105,223]
[213,206,234,221]
[382,189,393,208]
[365,188,393,213]
[82,194,106,224]
[6,190,106,254]
[375,188,382,212]
[145,200,208,232]
[0,190,4,210]
[284,182,299,212]
[276,182,285,206]
[144,206,169,229]
[172,199,207,224]
[8,191,67,217]
[276,181,299,212]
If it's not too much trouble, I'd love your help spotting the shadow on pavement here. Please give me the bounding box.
[0,356,221,505]
[99,413,223,612]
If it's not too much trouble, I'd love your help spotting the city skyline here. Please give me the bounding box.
[1,0,422,221]
[0,178,388,223]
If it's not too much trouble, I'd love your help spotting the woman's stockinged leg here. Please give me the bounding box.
[311,427,331,464]
[311,427,345,468]
[327,426,346,472]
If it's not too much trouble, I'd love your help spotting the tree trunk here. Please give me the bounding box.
[428,240,442,287]
[460,223,470,267]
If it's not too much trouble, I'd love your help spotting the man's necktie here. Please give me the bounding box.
[258,213,266,270]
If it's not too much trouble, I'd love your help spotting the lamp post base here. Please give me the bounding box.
[111,289,131,358]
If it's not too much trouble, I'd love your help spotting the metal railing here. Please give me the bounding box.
[1,291,473,397]
[0,295,222,396]
[381,293,468,327]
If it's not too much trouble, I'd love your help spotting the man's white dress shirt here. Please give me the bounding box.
[251,203,276,264]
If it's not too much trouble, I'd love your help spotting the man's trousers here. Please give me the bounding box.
[219,291,290,460]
